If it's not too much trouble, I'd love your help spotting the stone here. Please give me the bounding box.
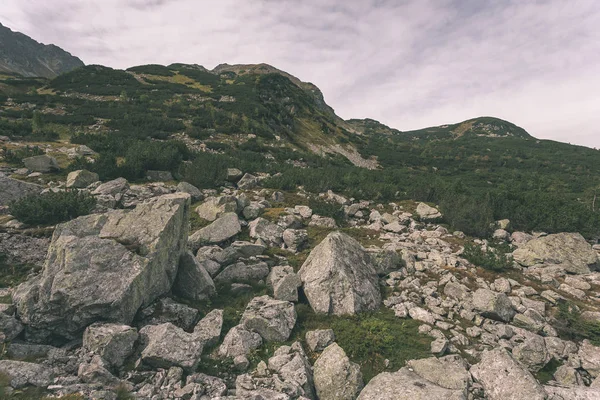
[512,334,550,372]
[214,261,269,284]
[472,288,515,322]
[544,385,600,400]
[0,360,54,388]
[92,177,129,196]
[444,282,471,301]
[309,215,338,228]
[579,339,600,378]
[176,182,203,201]
[267,266,301,302]
[139,322,203,371]
[294,205,313,219]
[283,229,308,252]
[66,169,99,188]
[146,170,174,181]
[553,365,583,386]
[227,168,243,181]
[299,231,381,316]
[138,297,199,331]
[78,355,120,386]
[188,212,241,249]
[313,343,363,400]
[237,173,259,189]
[513,232,598,274]
[249,217,285,247]
[0,175,43,206]
[195,196,239,221]
[172,250,216,301]
[193,309,223,348]
[266,342,315,398]
[306,329,336,352]
[357,367,464,400]
[14,193,190,340]
[492,229,510,241]
[240,295,296,342]
[430,338,449,355]
[242,203,264,219]
[212,240,266,265]
[416,202,442,220]
[0,313,23,342]
[369,249,402,275]
[407,355,471,391]
[469,348,546,400]
[83,323,138,368]
[218,324,262,358]
[23,155,59,173]
[409,307,436,325]
[511,231,534,245]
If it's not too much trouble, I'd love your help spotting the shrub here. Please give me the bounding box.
[2,145,44,164]
[462,242,513,272]
[554,300,600,346]
[10,191,96,226]
[308,198,346,226]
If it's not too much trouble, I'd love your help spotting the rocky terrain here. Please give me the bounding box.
[0,165,600,400]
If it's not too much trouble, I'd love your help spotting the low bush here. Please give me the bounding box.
[554,301,600,346]
[462,242,513,272]
[10,191,96,226]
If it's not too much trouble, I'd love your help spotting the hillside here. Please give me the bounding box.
[0,22,84,78]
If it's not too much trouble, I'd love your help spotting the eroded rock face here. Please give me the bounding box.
[513,232,598,274]
[313,343,363,400]
[470,348,547,400]
[299,231,381,316]
[14,193,190,341]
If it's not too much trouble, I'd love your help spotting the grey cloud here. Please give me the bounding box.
[0,0,598,147]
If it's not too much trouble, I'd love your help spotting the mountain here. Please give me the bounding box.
[0,22,84,78]
[402,116,532,140]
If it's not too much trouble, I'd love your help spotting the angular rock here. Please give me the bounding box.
[14,193,190,340]
[469,348,546,400]
[139,322,203,371]
[306,329,336,352]
[416,203,442,220]
[172,250,216,301]
[66,169,99,188]
[512,334,550,372]
[267,342,315,399]
[214,261,269,284]
[83,323,138,368]
[240,295,297,342]
[0,360,54,388]
[472,288,515,322]
[23,155,59,173]
[444,282,471,301]
[0,175,43,206]
[357,367,465,400]
[267,265,301,302]
[176,181,203,201]
[369,249,402,275]
[237,173,259,189]
[299,231,381,316]
[513,232,598,274]
[249,217,285,247]
[193,309,223,348]
[544,385,600,400]
[227,168,243,181]
[188,212,241,249]
[579,339,600,378]
[137,297,199,331]
[195,196,238,222]
[283,229,308,252]
[78,355,120,386]
[146,170,173,181]
[0,313,23,342]
[92,177,129,196]
[407,355,471,392]
[313,343,363,400]
[218,324,262,358]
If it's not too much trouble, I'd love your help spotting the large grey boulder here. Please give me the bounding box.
[0,360,54,388]
[218,324,262,358]
[470,348,547,400]
[193,309,223,347]
[471,288,515,322]
[513,232,598,274]
[146,170,173,181]
[299,231,381,316]
[13,193,190,340]
[314,343,363,400]
[139,322,203,371]
[407,355,471,393]
[267,342,315,399]
[214,261,269,284]
[83,323,138,368]
[416,202,442,220]
[172,250,216,301]
[137,297,199,331]
[357,367,465,400]
[0,175,43,206]
[78,355,120,387]
[240,295,297,342]
[23,155,59,173]
[188,212,241,250]
[66,169,99,188]
[249,217,285,247]
[195,196,238,221]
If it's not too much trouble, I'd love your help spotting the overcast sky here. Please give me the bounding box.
[1,0,599,148]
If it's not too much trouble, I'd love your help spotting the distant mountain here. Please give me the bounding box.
[403,117,532,140]
[0,22,84,78]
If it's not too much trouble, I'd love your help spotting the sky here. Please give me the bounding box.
[1,0,599,148]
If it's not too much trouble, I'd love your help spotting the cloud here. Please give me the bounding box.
[1,0,599,147]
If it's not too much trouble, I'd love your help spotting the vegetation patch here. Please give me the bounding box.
[462,242,513,272]
[10,190,96,226]
[554,301,600,346]
[0,253,39,288]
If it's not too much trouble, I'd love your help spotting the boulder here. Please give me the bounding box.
[357,367,465,400]
[0,175,43,206]
[313,343,363,400]
[23,155,59,173]
[212,241,266,265]
[0,313,23,342]
[416,203,442,220]
[407,355,471,392]
[218,324,262,358]
[146,170,174,181]
[513,233,598,274]
[66,169,99,188]
[139,322,203,371]
[469,348,546,400]
[193,309,223,348]
[512,334,550,372]
[299,231,381,316]
[214,261,269,284]
[472,288,515,322]
[267,265,301,302]
[226,168,243,181]
[78,355,120,386]
[267,342,315,398]
[137,297,199,331]
[369,249,402,275]
[0,360,54,388]
[92,177,129,196]
[240,295,297,342]
[195,196,238,222]
[13,193,190,340]
[172,250,216,301]
[305,329,335,352]
[237,173,259,189]
[579,339,600,378]
[249,217,285,247]
[83,323,138,368]
[176,182,203,201]
[188,212,241,249]
[283,229,308,252]
[544,385,600,400]
[444,281,471,301]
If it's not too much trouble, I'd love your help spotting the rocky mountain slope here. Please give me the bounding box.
[0,23,84,79]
